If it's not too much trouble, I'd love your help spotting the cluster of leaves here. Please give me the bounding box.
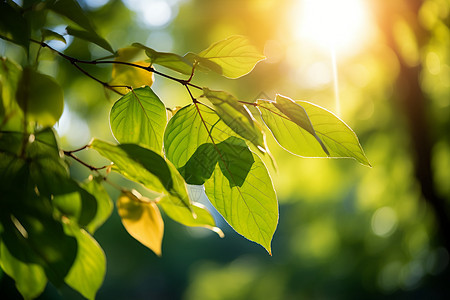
[0,0,370,299]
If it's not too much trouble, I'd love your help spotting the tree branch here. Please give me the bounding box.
[30,39,202,91]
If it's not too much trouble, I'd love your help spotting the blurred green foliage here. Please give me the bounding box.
[1,0,449,299]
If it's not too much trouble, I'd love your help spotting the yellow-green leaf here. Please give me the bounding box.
[273,95,329,155]
[202,88,266,152]
[164,103,278,253]
[258,95,370,166]
[204,151,278,254]
[195,35,266,79]
[109,47,154,94]
[117,191,164,256]
[158,195,224,237]
[132,43,193,75]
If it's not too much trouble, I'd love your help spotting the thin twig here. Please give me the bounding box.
[64,151,109,171]
[29,39,203,91]
[64,145,88,154]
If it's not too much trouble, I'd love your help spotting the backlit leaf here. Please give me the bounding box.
[272,95,328,155]
[132,43,193,75]
[63,221,106,300]
[158,195,224,237]
[117,191,164,256]
[202,88,266,152]
[110,87,166,153]
[90,139,190,209]
[194,35,266,79]
[164,103,278,253]
[258,95,370,166]
[204,151,278,254]
[110,62,153,94]
[16,68,64,127]
[109,47,153,94]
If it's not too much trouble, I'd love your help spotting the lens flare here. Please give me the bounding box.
[292,0,372,55]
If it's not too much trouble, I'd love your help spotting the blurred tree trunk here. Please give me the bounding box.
[373,0,450,252]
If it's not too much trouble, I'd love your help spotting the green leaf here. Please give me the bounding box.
[194,35,266,79]
[164,103,278,253]
[90,139,191,209]
[202,88,266,152]
[0,57,23,130]
[0,129,83,288]
[41,29,66,44]
[178,143,219,185]
[63,221,106,300]
[0,57,21,109]
[27,127,62,161]
[14,129,98,227]
[0,129,99,228]
[48,179,98,228]
[204,151,278,254]
[0,82,5,120]
[215,137,255,187]
[48,0,96,33]
[16,68,64,127]
[177,136,255,187]
[110,87,166,153]
[0,2,30,51]
[132,43,193,75]
[258,95,371,166]
[66,26,114,54]
[81,176,113,234]
[165,104,233,170]
[0,241,47,299]
[0,201,78,286]
[117,191,164,256]
[158,194,224,237]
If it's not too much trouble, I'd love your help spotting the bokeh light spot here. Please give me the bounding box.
[123,0,173,27]
[371,206,398,237]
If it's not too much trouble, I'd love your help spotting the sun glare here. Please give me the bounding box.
[293,0,371,55]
